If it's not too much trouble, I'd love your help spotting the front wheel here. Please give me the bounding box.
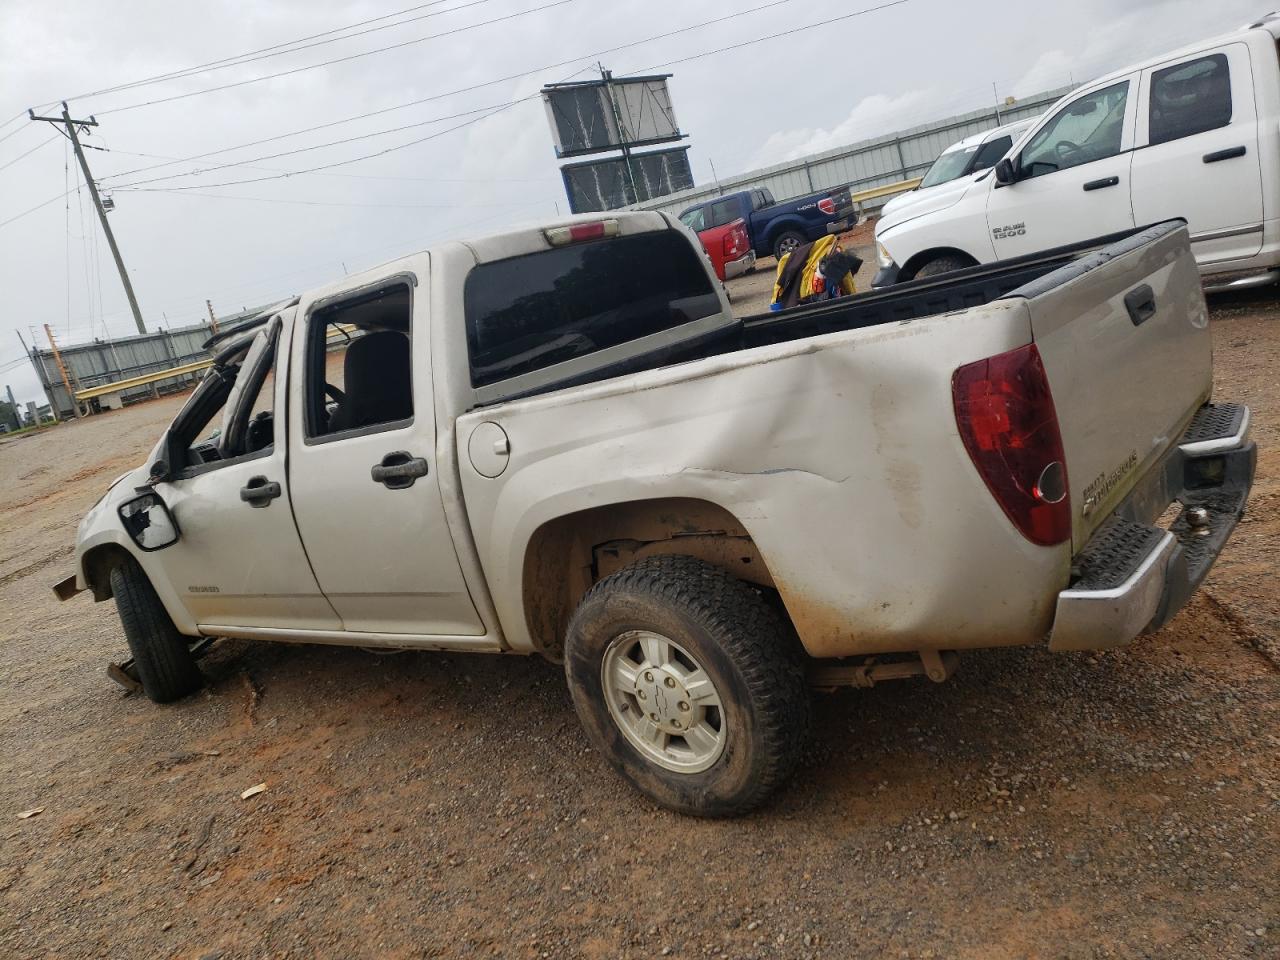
[564,556,811,817]
[110,557,203,703]
[913,254,974,279]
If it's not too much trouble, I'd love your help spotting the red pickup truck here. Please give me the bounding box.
[687,216,755,281]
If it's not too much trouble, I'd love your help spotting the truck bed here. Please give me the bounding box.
[486,223,1177,408]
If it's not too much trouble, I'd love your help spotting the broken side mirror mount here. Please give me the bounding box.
[118,491,180,551]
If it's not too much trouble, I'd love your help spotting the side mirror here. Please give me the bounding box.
[118,491,180,551]
[993,158,1016,186]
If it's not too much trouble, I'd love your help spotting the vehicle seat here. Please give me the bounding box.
[327,331,412,433]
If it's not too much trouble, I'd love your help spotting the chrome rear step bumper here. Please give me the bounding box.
[1048,403,1255,652]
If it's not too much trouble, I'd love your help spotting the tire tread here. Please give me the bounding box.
[110,558,202,703]
[570,555,810,816]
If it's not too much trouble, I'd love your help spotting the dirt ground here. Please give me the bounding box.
[1,286,1278,960]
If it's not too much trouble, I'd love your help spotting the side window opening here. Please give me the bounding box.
[679,207,706,232]
[1020,80,1129,178]
[305,283,413,441]
[170,319,280,475]
[1149,53,1231,145]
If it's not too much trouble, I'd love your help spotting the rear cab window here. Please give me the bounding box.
[707,198,739,228]
[464,229,723,401]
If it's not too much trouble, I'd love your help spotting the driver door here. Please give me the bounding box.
[151,310,342,632]
[986,77,1138,259]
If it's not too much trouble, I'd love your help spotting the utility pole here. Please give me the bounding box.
[44,324,80,418]
[30,102,146,334]
[599,64,640,205]
[206,299,219,335]
[992,82,1004,123]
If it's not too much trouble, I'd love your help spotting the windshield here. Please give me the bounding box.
[919,145,981,188]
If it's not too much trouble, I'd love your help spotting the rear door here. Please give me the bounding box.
[1009,223,1212,547]
[286,267,485,637]
[1130,43,1263,265]
[986,78,1138,259]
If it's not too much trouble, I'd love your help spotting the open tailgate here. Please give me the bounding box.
[1004,221,1212,549]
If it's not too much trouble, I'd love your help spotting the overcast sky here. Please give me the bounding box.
[0,0,1264,404]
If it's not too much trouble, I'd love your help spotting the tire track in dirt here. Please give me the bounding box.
[0,546,74,589]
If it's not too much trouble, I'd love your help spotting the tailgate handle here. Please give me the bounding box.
[1203,145,1246,163]
[1124,284,1157,327]
[1083,176,1119,191]
[371,450,429,489]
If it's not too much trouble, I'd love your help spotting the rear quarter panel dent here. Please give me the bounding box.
[459,300,1069,658]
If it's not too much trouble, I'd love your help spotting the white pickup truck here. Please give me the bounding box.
[874,15,1280,291]
[59,212,1254,816]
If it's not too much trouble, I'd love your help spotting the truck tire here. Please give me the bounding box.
[772,230,806,261]
[564,555,811,817]
[110,557,203,703]
[913,254,973,279]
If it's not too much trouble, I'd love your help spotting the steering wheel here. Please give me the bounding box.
[1055,140,1082,160]
[324,383,346,404]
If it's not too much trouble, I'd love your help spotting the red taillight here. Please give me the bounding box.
[952,343,1070,546]
[818,197,837,215]
[723,221,747,258]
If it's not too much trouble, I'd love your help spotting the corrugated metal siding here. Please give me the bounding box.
[635,85,1073,219]
[30,322,217,418]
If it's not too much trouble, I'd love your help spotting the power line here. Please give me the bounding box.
[0,133,59,172]
[103,0,807,191]
[0,187,78,230]
[114,101,528,191]
[102,99,524,183]
[95,0,576,116]
[52,0,492,105]
[110,0,909,194]
[638,0,910,73]
[118,188,553,210]
[101,0,796,177]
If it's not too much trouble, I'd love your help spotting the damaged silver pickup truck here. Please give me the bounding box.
[58,213,1254,816]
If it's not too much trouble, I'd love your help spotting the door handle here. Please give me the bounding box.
[371,450,429,490]
[1203,145,1246,163]
[1124,284,1156,327]
[240,475,282,508]
[1083,176,1120,191]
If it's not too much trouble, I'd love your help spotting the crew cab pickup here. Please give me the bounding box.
[875,15,1280,290]
[679,185,856,262]
[60,213,1253,817]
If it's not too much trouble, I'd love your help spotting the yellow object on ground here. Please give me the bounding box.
[771,234,857,309]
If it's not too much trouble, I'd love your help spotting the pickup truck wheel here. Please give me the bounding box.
[772,231,805,261]
[913,254,973,279]
[564,555,811,817]
[110,557,203,704]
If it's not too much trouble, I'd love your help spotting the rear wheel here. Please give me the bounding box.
[564,555,811,817]
[110,557,203,703]
[913,253,974,280]
[772,230,806,261]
